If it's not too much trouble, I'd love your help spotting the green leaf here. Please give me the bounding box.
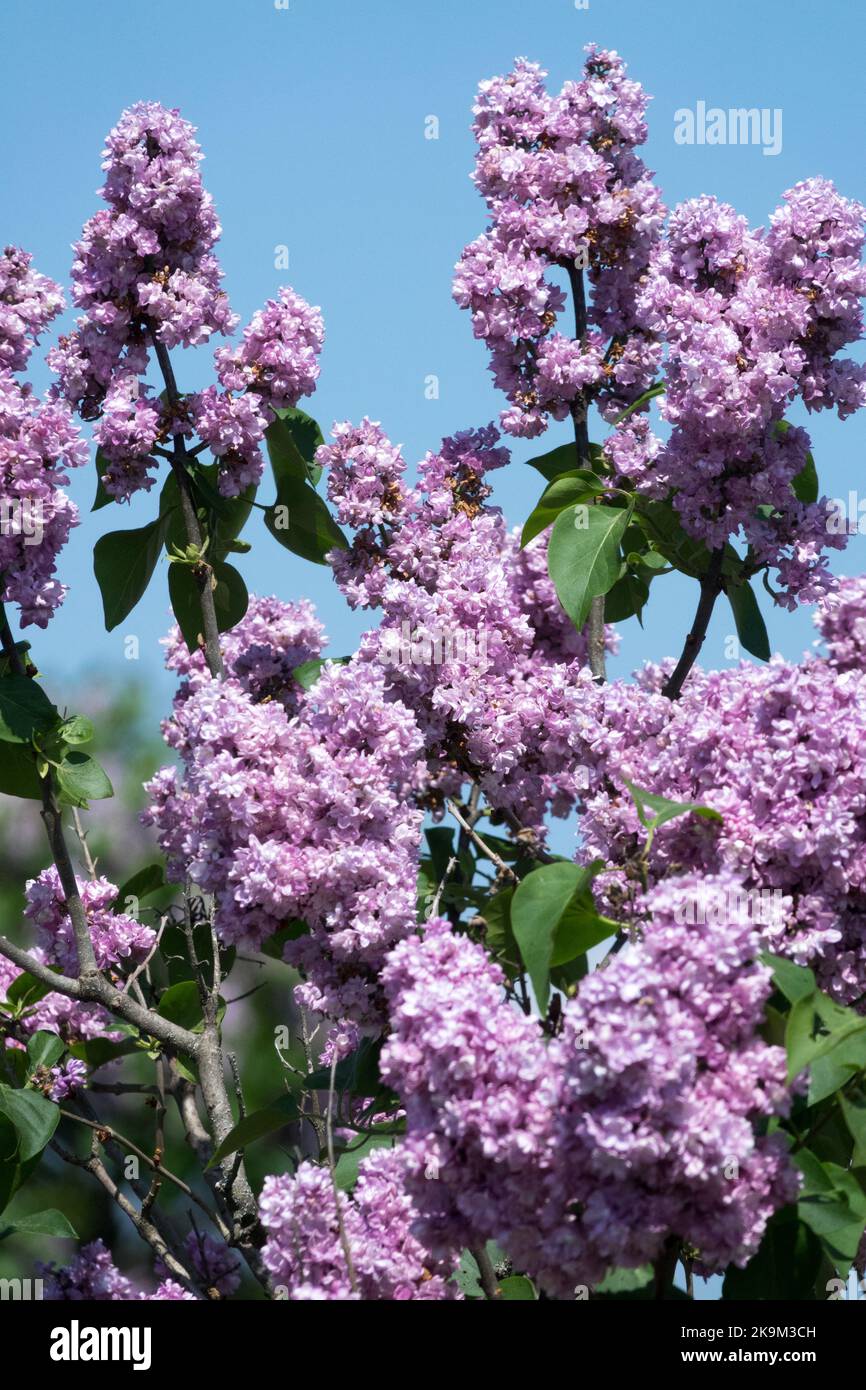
[808,1044,864,1107]
[26,1032,65,1073]
[622,779,721,831]
[785,990,866,1083]
[480,887,521,974]
[775,421,819,504]
[93,515,171,630]
[0,1115,20,1214]
[791,454,819,504]
[291,657,348,691]
[726,580,771,661]
[636,500,744,583]
[840,1091,866,1163]
[796,1152,866,1275]
[0,676,58,744]
[57,714,94,747]
[604,571,649,625]
[263,411,347,563]
[722,1207,821,1300]
[762,953,817,1005]
[168,559,249,654]
[55,751,113,808]
[524,443,582,484]
[155,981,221,1035]
[335,1133,394,1191]
[4,973,52,1009]
[596,1266,653,1294]
[91,449,115,512]
[521,470,605,547]
[264,477,348,565]
[268,407,325,486]
[0,1208,77,1240]
[611,383,664,427]
[0,745,43,800]
[498,1275,537,1300]
[547,503,631,631]
[511,861,614,1011]
[0,1086,58,1161]
[206,1092,299,1169]
[455,1242,508,1298]
[304,1037,393,1101]
[424,827,455,882]
[113,864,165,912]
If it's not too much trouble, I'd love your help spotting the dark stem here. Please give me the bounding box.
[471,1243,500,1300]
[150,335,224,679]
[564,260,606,683]
[660,549,725,701]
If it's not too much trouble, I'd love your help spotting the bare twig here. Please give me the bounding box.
[661,549,725,700]
[446,799,517,882]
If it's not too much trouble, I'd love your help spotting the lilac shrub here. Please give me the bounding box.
[1,45,865,1307]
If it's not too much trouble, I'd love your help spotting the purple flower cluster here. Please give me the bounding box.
[0,369,88,625]
[453,47,665,438]
[41,1240,136,1301]
[91,372,162,501]
[260,1146,457,1300]
[189,385,270,497]
[215,286,324,411]
[381,889,795,1292]
[322,417,408,529]
[45,102,324,502]
[144,598,425,1027]
[163,590,326,708]
[41,1239,199,1301]
[47,1057,88,1102]
[814,574,866,671]
[380,919,558,1273]
[157,1231,240,1298]
[24,867,155,978]
[631,183,866,604]
[0,251,87,626]
[328,420,613,831]
[575,644,866,1004]
[49,102,236,416]
[0,246,65,374]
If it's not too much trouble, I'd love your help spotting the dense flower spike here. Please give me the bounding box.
[189,385,268,497]
[24,867,155,978]
[49,102,236,417]
[454,47,665,437]
[145,602,425,1027]
[541,874,797,1290]
[215,286,324,412]
[814,574,866,671]
[382,899,795,1292]
[260,1146,457,1300]
[91,372,162,501]
[632,183,866,604]
[0,369,88,625]
[573,646,866,1004]
[328,420,613,832]
[0,246,66,373]
[380,920,557,1271]
[40,1240,136,1300]
[162,591,325,707]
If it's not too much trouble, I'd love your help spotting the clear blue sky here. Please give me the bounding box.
[3,0,865,705]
